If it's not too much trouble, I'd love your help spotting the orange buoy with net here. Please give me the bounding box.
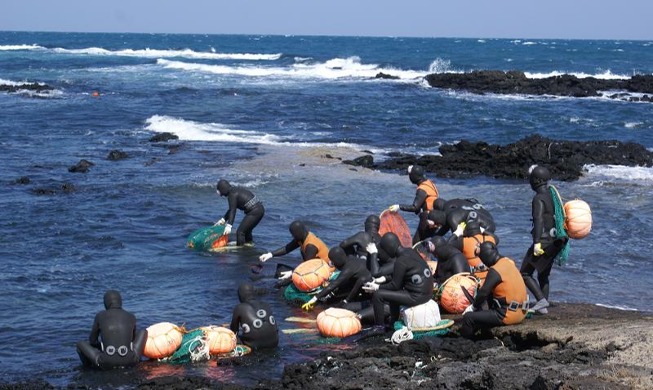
[143,322,184,359]
[316,308,362,338]
[437,273,479,314]
[200,325,237,355]
[292,258,332,292]
[564,199,592,239]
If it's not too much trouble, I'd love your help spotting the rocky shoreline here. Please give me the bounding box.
[342,134,653,181]
[424,71,653,102]
[2,303,650,390]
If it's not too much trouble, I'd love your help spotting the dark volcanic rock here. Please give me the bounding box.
[13,176,30,185]
[68,159,95,173]
[0,82,53,94]
[107,150,129,160]
[149,132,179,142]
[347,135,653,181]
[425,70,653,101]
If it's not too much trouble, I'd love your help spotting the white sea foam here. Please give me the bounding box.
[50,46,281,60]
[0,78,45,86]
[144,115,373,152]
[525,70,629,80]
[0,44,44,51]
[157,56,424,81]
[624,121,644,129]
[584,164,653,183]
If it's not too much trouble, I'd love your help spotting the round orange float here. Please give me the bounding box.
[316,308,362,338]
[143,322,184,359]
[437,273,479,314]
[292,258,332,292]
[564,199,592,239]
[200,325,236,355]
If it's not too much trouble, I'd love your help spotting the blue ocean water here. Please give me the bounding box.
[1,32,652,387]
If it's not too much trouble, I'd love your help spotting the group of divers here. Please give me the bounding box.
[77,164,566,370]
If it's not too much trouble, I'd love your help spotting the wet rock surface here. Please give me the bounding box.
[344,134,653,181]
[2,303,650,389]
[425,71,653,102]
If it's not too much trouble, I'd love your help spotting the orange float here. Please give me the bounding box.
[292,258,332,292]
[437,273,479,314]
[200,325,237,355]
[144,322,184,359]
[316,308,362,338]
[564,199,592,239]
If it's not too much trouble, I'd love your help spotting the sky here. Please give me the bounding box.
[1,0,652,41]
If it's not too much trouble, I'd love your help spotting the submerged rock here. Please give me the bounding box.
[68,159,95,173]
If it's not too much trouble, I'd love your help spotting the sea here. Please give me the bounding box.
[1,31,652,388]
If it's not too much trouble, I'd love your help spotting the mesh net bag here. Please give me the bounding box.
[186,225,228,251]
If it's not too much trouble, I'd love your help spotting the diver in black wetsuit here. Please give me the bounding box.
[301,246,373,310]
[215,179,265,247]
[520,165,568,314]
[230,283,278,349]
[339,214,382,261]
[76,290,147,370]
[427,236,471,287]
[429,197,496,236]
[388,165,440,244]
[362,232,434,333]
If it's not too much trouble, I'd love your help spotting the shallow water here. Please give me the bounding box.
[1,32,652,387]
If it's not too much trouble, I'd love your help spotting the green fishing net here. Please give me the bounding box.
[283,271,341,306]
[163,329,209,364]
[186,225,227,251]
[549,185,570,266]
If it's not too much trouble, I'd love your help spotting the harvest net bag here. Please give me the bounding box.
[283,271,340,305]
[163,328,210,364]
[549,185,570,266]
[186,225,227,251]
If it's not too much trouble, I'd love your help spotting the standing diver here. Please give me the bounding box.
[520,165,568,314]
[361,232,434,335]
[76,290,147,369]
[388,165,439,244]
[215,179,265,247]
[230,283,279,349]
[460,242,529,338]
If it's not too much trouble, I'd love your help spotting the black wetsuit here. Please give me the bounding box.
[429,241,470,286]
[220,185,264,246]
[76,290,147,369]
[434,198,496,236]
[230,284,278,349]
[370,247,434,326]
[315,250,372,303]
[520,185,567,301]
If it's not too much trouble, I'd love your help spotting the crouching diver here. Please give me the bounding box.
[76,290,147,369]
[302,246,373,311]
[460,242,528,339]
[230,283,279,349]
[427,236,470,287]
[361,232,434,336]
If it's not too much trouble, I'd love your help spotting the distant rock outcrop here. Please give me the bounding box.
[344,135,653,181]
[425,71,653,102]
